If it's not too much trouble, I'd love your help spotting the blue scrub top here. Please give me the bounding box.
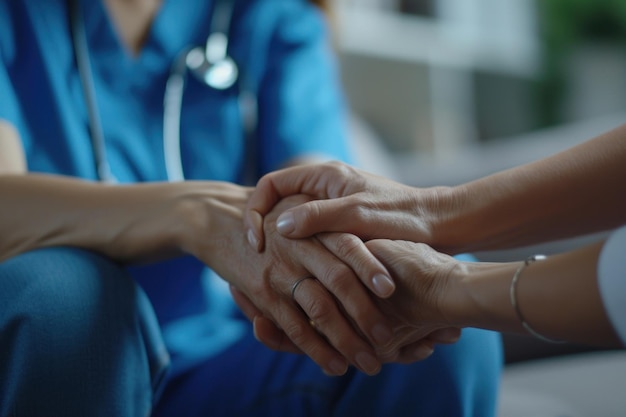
[1,0,351,372]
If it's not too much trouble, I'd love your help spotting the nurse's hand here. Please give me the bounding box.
[189,191,394,376]
[244,161,451,259]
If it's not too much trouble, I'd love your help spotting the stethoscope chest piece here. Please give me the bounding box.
[70,0,244,182]
[186,32,238,90]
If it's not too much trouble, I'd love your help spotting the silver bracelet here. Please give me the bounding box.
[509,255,565,343]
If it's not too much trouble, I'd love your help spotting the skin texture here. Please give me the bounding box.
[245,124,626,253]
[103,0,162,56]
[365,239,621,348]
[0,173,400,375]
[102,0,330,57]
[0,0,411,374]
[243,123,626,348]
[230,204,462,364]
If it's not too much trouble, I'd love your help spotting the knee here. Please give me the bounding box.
[1,247,141,348]
[0,247,169,414]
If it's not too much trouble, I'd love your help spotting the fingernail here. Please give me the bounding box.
[372,323,393,346]
[247,229,259,250]
[372,274,395,298]
[328,358,348,376]
[356,351,381,375]
[276,213,295,235]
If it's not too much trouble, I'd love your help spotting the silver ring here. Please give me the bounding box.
[290,276,316,300]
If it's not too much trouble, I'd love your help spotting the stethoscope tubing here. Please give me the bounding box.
[69,0,244,183]
[69,0,115,183]
[163,50,188,182]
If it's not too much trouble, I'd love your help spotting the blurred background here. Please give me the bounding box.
[329,1,626,416]
[332,0,626,182]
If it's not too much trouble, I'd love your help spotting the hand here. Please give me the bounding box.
[364,239,465,362]
[241,236,465,365]
[234,290,462,365]
[185,190,395,376]
[244,161,447,256]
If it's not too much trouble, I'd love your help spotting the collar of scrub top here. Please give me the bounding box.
[68,0,239,183]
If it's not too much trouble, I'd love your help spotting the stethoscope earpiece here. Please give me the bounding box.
[186,32,238,90]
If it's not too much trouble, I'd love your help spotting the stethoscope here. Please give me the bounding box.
[68,0,252,183]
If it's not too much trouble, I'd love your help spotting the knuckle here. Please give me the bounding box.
[351,202,371,224]
[350,301,376,327]
[329,163,358,197]
[332,233,363,260]
[304,296,334,324]
[330,160,356,179]
[283,320,310,347]
[320,263,353,293]
[299,201,322,225]
[328,160,348,173]
[248,278,271,302]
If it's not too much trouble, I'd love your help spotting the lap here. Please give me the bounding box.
[0,248,502,417]
[155,324,502,417]
[0,247,169,417]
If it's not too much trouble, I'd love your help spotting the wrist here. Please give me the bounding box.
[174,182,250,258]
[409,185,467,253]
[446,260,520,331]
[104,183,189,262]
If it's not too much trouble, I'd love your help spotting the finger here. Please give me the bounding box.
[252,316,302,354]
[231,281,348,375]
[397,340,436,364]
[273,299,350,376]
[427,327,462,344]
[231,285,306,356]
[229,285,263,322]
[317,232,395,298]
[245,210,264,252]
[302,235,394,349]
[291,275,382,376]
[244,161,353,250]
[274,197,364,239]
[244,166,319,251]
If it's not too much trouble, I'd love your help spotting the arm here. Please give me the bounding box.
[244,123,626,254]
[0,123,393,376]
[0,174,392,374]
[365,238,623,350]
[435,125,626,253]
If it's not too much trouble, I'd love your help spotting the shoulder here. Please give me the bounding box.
[229,0,330,82]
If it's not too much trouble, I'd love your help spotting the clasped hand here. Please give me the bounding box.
[200,194,395,375]
[243,236,465,366]
[224,195,459,373]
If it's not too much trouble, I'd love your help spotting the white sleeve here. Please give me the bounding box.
[598,224,626,346]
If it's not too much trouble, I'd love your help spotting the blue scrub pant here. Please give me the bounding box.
[0,247,503,417]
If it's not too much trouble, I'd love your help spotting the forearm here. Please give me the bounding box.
[428,124,626,253]
[447,241,621,347]
[0,174,221,263]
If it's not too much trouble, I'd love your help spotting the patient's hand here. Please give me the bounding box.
[364,239,464,362]
[243,235,463,365]
[206,195,396,375]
